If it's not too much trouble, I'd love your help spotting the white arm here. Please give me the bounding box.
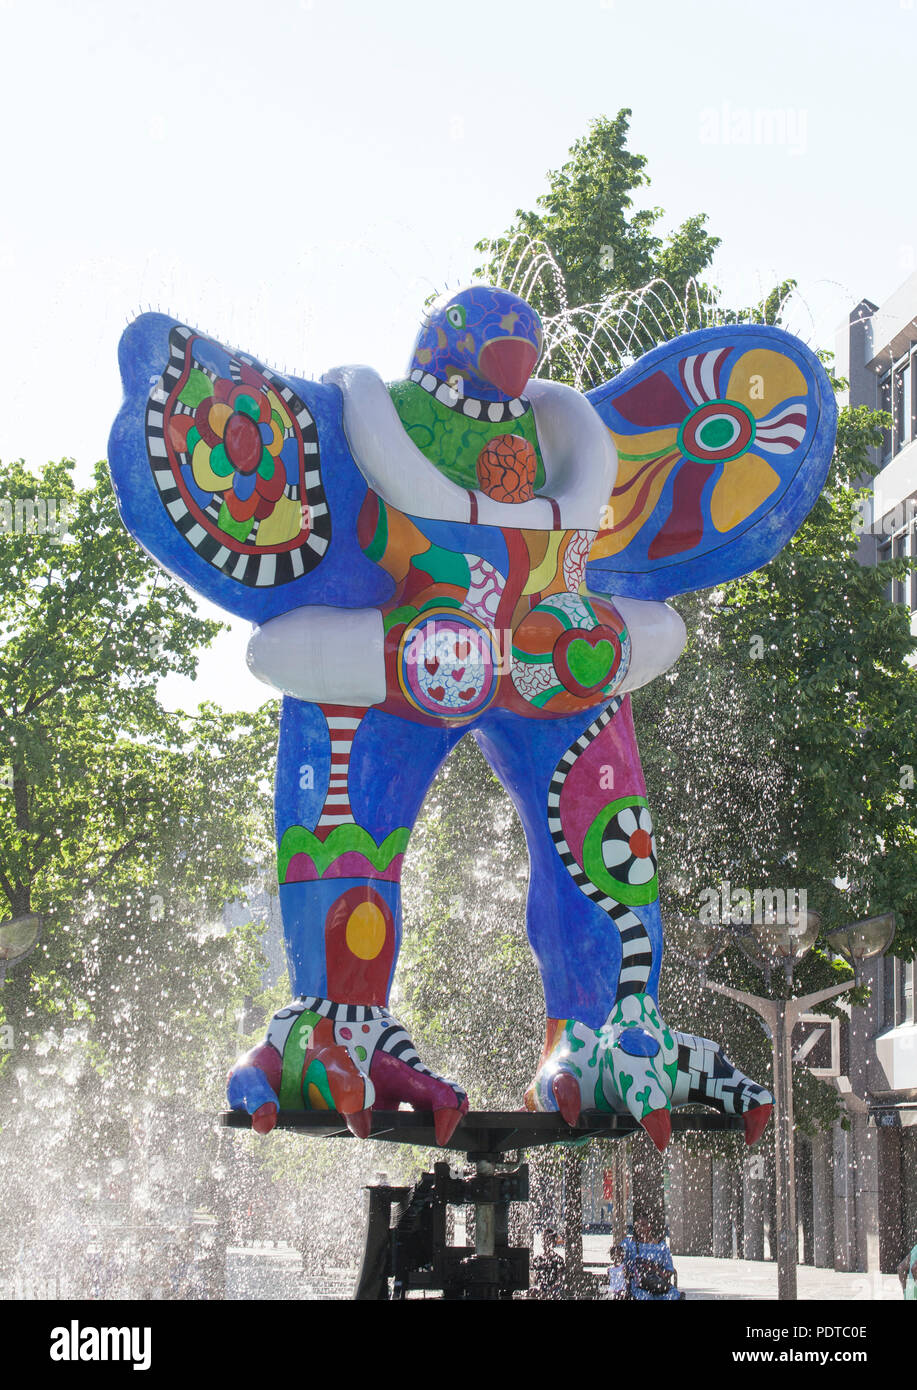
[600,595,687,694]
[246,605,387,707]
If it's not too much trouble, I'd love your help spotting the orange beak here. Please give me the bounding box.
[478,337,539,398]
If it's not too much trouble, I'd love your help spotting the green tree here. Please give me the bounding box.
[0,456,278,1068]
[640,398,917,965]
[475,110,796,394]
[476,111,721,314]
[0,456,286,1292]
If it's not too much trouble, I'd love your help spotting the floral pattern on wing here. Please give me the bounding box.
[146,327,330,587]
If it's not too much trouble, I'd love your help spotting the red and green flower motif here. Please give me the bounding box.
[168,364,303,547]
[592,344,811,563]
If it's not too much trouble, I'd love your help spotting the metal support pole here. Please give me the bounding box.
[703,976,852,1301]
[773,1001,797,1301]
[474,1159,495,1258]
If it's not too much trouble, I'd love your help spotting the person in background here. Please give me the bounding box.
[898,1240,917,1301]
[607,1240,629,1299]
[608,1217,683,1300]
[530,1227,565,1299]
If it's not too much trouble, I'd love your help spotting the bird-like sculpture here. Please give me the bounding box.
[108,283,836,1149]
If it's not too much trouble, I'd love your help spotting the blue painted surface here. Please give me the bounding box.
[108,313,393,622]
[585,323,837,600]
[616,1027,661,1058]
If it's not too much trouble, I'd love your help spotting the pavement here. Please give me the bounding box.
[226,1239,904,1300]
[581,1235,903,1300]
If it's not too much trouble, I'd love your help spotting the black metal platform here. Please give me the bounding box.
[219,1107,742,1155]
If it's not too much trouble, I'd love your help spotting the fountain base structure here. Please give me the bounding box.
[221,1108,741,1299]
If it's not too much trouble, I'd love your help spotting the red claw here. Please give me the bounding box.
[345,1109,373,1140]
[640,1107,672,1153]
[552,1071,582,1128]
[251,1101,278,1136]
[743,1103,772,1146]
[434,1106,464,1147]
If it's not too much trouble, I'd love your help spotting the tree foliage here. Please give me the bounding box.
[0,457,278,1080]
[475,111,721,313]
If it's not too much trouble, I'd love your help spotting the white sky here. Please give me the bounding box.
[1,0,913,710]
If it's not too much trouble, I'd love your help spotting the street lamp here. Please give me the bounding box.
[825,914,896,981]
[0,913,43,985]
[681,910,894,1301]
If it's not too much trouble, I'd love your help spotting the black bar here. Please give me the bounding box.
[219,1107,742,1153]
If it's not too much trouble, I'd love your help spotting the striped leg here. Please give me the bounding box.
[228,699,469,1142]
[544,699,657,1000]
[477,699,675,1149]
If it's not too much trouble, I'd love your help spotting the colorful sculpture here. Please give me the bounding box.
[108,285,836,1150]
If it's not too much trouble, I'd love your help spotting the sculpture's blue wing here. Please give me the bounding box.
[108,314,392,622]
[584,325,837,601]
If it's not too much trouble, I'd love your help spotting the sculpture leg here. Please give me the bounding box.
[228,697,469,1142]
[475,696,772,1150]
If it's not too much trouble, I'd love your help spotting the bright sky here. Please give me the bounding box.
[1,0,913,710]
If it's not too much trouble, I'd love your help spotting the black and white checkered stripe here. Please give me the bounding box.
[291,996,451,1076]
[291,996,384,1022]
[546,698,654,999]
[672,1031,772,1115]
[408,368,531,422]
[288,997,465,1101]
[374,1022,438,1077]
[145,326,330,588]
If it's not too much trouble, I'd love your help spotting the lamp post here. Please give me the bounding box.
[681,910,894,1301]
[0,913,43,986]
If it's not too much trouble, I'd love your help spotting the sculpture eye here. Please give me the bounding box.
[446,305,466,330]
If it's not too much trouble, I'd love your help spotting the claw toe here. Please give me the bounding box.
[743,1102,772,1146]
[434,1106,464,1147]
[345,1108,373,1140]
[251,1101,278,1136]
[640,1107,671,1152]
[552,1071,582,1127]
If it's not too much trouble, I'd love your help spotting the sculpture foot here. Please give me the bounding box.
[670,1029,774,1137]
[228,997,468,1144]
[525,994,678,1148]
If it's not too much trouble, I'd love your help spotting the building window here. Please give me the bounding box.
[894,530,909,606]
[879,372,892,462]
[878,539,893,603]
[881,957,916,1029]
[894,361,912,451]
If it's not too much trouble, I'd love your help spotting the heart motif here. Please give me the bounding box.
[451,667,465,681]
[454,640,471,660]
[428,685,446,701]
[553,625,622,697]
[567,639,614,686]
[458,688,476,701]
[424,658,439,676]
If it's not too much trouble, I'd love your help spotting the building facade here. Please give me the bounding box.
[835,277,917,1273]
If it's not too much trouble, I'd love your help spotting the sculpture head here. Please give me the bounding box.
[410,285,543,402]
